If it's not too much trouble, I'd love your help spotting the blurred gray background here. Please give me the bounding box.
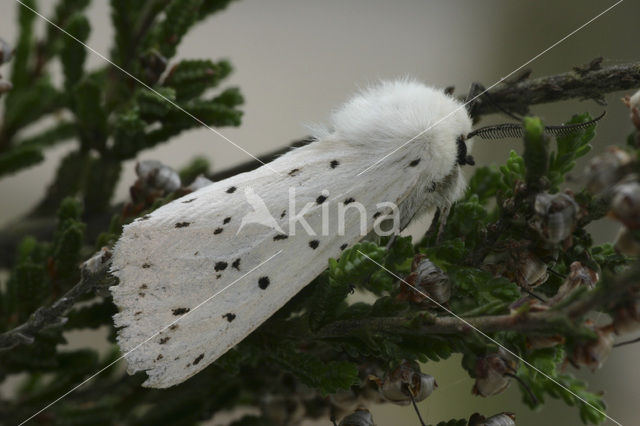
[1,1,639,425]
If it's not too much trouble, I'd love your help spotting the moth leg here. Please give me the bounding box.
[435,206,450,244]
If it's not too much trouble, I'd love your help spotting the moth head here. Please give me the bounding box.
[462,111,606,163]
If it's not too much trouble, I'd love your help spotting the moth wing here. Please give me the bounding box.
[111,138,423,388]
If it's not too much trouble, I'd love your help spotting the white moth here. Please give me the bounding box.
[111,79,474,388]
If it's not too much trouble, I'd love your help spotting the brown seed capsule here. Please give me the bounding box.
[378,360,437,406]
[611,182,640,230]
[398,255,451,306]
[532,192,579,244]
[549,261,598,305]
[339,407,374,426]
[515,250,548,289]
[569,325,614,371]
[469,412,516,426]
[472,350,518,397]
[584,146,632,194]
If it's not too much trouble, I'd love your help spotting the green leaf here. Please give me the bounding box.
[523,116,550,189]
[61,13,91,89]
[164,59,232,101]
[154,0,203,59]
[270,344,359,395]
[548,113,597,190]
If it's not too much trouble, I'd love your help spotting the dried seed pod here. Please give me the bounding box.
[584,146,632,194]
[135,160,182,193]
[532,192,579,244]
[0,38,13,64]
[515,251,548,289]
[338,407,375,426]
[614,226,640,256]
[378,360,436,405]
[469,412,516,426]
[549,261,598,305]
[472,350,518,397]
[570,325,614,371]
[613,299,640,335]
[611,182,640,230]
[398,255,450,306]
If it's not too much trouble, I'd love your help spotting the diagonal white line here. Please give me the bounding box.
[18,250,284,426]
[14,0,283,176]
[357,250,623,426]
[357,0,624,176]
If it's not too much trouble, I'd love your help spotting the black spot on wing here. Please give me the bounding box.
[193,353,204,365]
[182,198,196,204]
[316,195,327,204]
[142,263,151,269]
[214,261,228,271]
[373,212,382,219]
[172,307,190,315]
[273,234,288,241]
[232,258,241,270]
[214,228,223,235]
[156,354,163,360]
[409,159,421,167]
[223,217,231,224]
[160,337,170,344]
[175,222,190,228]
[223,313,236,322]
[309,240,319,249]
[258,276,270,289]
[280,210,286,218]
[330,160,339,168]
[340,243,348,251]
[288,168,300,176]
[226,186,237,193]
[344,197,355,204]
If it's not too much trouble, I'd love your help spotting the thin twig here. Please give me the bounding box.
[0,249,113,352]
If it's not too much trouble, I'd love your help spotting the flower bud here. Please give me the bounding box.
[611,182,640,229]
[532,192,579,244]
[398,255,450,306]
[584,146,632,194]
